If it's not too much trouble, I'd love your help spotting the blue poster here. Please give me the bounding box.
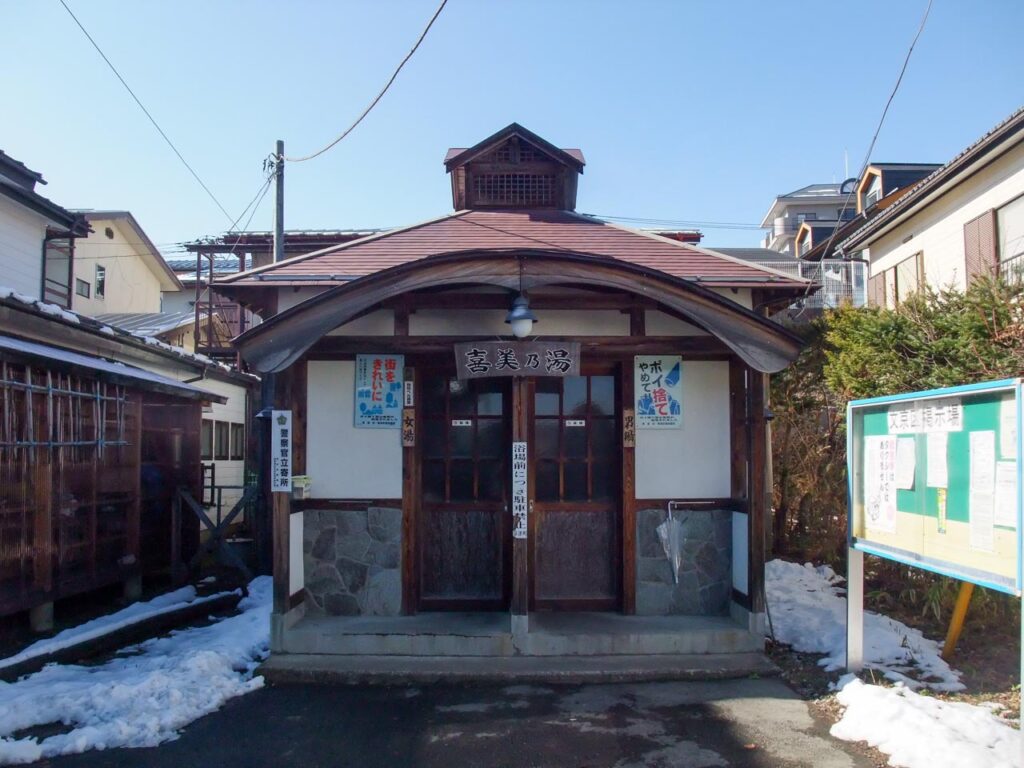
[635,355,682,428]
[354,354,404,428]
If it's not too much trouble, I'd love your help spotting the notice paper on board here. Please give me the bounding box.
[864,435,898,533]
[926,431,948,488]
[968,430,996,551]
[895,437,916,490]
[1000,396,1017,460]
[994,460,1018,529]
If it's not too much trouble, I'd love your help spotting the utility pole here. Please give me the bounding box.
[273,139,284,264]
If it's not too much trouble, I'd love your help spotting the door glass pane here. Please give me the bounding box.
[564,462,588,501]
[423,461,445,502]
[477,390,503,416]
[450,460,474,501]
[423,421,446,458]
[535,379,560,416]
[591,419,616,459]
[478,460,504,502]
[536,461,559,502]
[590,376,615,416]
[535,419,559,459]
[565,422,587,458]
[450,383,474,416]
[450,423,474,458]
[592,461,615,502]
[477,420,504,458]
[563,377,587,416]
[423,376,447,416]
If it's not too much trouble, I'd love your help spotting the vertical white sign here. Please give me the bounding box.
[999,396,1017,460]
[969,430,996,551]
[512,441,528,539]
[271,410,292,492]
[926,432,949,488]
[864,435,898,533]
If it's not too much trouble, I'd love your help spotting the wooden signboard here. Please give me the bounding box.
[453,341,581,379]
[401,408,415,447]
[623,408,636,448]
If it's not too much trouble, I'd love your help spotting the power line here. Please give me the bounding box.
[57,0,235,224]
[284,0,449,163]
[798,0,933,306]
[583,212,766,231]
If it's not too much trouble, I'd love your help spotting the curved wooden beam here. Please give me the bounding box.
[234,249,803,373]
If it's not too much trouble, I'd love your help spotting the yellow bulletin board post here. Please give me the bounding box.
[845,379,1022,684]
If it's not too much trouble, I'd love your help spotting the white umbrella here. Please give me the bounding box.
[656,508,686,584]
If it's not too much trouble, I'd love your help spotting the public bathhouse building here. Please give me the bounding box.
[217,125,808,668]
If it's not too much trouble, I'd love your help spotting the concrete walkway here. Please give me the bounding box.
[46,678,872,768]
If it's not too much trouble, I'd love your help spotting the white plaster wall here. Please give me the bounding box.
[306,360,402,498]
[644,310,708,336]
[277,287,329,312]
[866,141,1024,291]
[635,361,731,498]
[289,512,304,594]
[73,219,165,316]
[327,309,394,336]
[410,308,630,336]
[0,198,48,299]
[710,287,752,310]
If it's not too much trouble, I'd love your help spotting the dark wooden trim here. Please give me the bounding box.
[729,358,748,506]
[748,369,767,615]
[401,366,417,614]
[393,302,410,336]
[628,308,645,337]
[533,598,621,612]
[308,335,733,357]
[291,359,308,475]
[633,498,735,509]
[287,589,305,611]
[384,292,661,312]
[272,492,291,615]
[291,498,404,511]
[512,377,529,617]
[731,588,752,610]
[621,358,636,615]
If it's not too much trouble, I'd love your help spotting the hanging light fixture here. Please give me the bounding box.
[505,294,537,338]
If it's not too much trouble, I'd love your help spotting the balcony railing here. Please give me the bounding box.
[999,251,1024,285]
[758,259,867,310]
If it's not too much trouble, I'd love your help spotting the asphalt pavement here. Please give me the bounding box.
[44,677,873,768]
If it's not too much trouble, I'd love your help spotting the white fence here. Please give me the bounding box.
[759,259,867,310]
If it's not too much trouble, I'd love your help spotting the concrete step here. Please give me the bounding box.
[259,652,780,686]
[279,613,764,657]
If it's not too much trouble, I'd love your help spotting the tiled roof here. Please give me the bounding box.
[218,209,807,288]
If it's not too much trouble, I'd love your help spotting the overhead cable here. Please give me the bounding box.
[284,0,449,163]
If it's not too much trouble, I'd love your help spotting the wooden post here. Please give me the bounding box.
[511,378,529,632]
[30,455,54,632]
[272,492,291,615]
[941,581,974,661]
[621,359,636,615]
[125,394,143,601]
[748,369,768,615]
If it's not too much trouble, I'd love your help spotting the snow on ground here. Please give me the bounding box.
[767,559,1020,768]
[766,558,962,691]
[0,576,271,764]
[0,585,235,672]
[831,675,1019,768]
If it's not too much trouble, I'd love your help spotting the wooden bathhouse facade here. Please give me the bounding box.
[219,124,808,661]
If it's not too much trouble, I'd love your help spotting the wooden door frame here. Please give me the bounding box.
[526,361,624,612]
[411,365,514,612]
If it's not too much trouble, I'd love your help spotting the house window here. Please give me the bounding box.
[796,212,818,223]
[75,278,90,298]
[214,421,230,460]
[997,195,1024,284]
[230,423,245,461]
[200,419,213,460]
[871,252,924,308]
[95,265,106,298]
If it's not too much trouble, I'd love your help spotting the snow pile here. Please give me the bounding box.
[830,675,1019,768]
[0,585,234,671]
[0,576,271,764]
[766,559,963,691]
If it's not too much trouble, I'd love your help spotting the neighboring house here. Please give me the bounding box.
[760,178,858,256]
[94,310,231,351]
[214,123,810,673]
[0,149,87,305]
[839,107,1024,307]
[69,210,182,315]
[0,289,229,629]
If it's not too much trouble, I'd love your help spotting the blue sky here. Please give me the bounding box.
[4,1,1022,253]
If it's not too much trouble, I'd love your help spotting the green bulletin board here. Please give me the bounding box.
[848,379,1022,595]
